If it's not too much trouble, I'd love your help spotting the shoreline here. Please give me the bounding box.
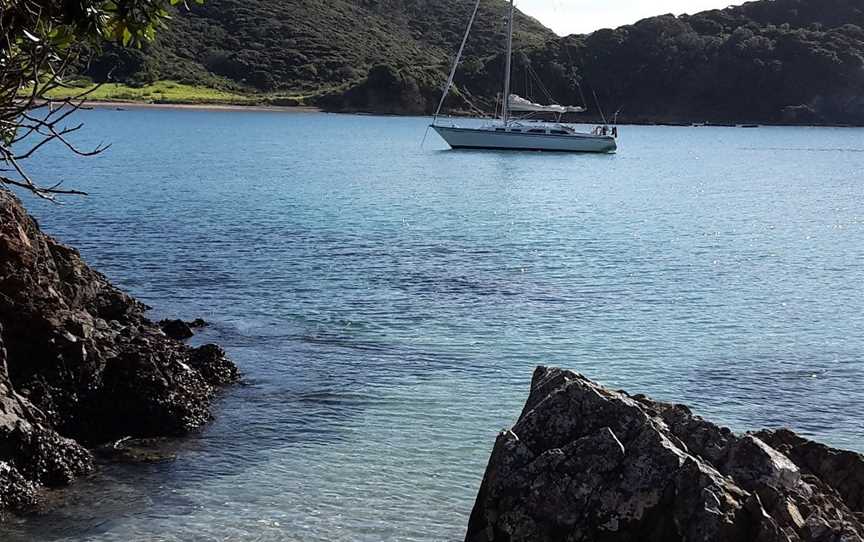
[69,100,864,129]
[84,100,322,113]
[84,101,864,128]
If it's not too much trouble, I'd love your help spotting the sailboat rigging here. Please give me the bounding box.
[430,0,617,153]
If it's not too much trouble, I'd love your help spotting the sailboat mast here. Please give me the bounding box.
[502,0,515,125]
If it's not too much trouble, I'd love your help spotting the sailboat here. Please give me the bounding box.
[430,0,617,153]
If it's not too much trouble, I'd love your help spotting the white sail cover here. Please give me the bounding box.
[508,94,585,114]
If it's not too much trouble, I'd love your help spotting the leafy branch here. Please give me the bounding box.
[0,0,196,200]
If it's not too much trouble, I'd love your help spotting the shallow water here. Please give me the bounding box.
[3,111,863,541]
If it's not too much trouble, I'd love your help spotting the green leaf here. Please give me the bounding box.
[1,126,17,147]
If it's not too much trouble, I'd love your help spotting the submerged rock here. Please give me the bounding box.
[0,188,239,517]
[94,437,178,464]
[466,366,864,542]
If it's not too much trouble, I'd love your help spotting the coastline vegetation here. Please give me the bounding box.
[84,0,864,124]
[1,0,197,197]
[42,80,260,105]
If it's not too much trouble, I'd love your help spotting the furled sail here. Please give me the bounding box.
[508,94,585,114]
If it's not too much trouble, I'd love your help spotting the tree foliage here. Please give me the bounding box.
[84,0,553,92]
[548,1,864,124]
[449,0,864,124]
[0,0,188,199]
[94,0,864,124]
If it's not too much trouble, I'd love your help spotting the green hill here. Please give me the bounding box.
[544,0,864,124]
[87,0,552,101]
[88,0,864,124]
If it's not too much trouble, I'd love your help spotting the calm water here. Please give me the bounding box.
[3,110,863,541]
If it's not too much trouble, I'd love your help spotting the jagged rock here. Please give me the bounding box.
[0,424,93,488]
[755,429,864,518]
[188,344,240,387]
[159,319,195,340]
[0,323,93,515]
[158,318,209,340]
[0,461,37,518]
[466,366,864,542]
[0,188,238,517]
[88,334,217,438]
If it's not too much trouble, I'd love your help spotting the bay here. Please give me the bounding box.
[3,110,863,541]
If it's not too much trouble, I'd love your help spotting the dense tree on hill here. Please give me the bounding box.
[89,0,864,124]
[92,0,552,93]
[496,0,864,124]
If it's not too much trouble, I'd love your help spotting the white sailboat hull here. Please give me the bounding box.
[433,126,617,153]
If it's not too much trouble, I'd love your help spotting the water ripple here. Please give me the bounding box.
[2,112,862,541]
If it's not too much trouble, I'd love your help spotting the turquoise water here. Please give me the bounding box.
[3,110,863,541]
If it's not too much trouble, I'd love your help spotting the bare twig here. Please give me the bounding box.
[1,9,106,201]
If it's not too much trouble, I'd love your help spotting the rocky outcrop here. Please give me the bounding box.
[466,367,864,542]
[0,327,92,517]
[0,188,238,517]
[159,318,208,341]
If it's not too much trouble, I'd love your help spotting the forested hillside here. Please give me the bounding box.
[90,0,864,124]
[545,0,864,124]
[88,0,551,97]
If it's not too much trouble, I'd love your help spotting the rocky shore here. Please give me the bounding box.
[467,367,864,542]
[0,189,238,518]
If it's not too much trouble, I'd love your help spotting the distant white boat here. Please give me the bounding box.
[430,0,617,154]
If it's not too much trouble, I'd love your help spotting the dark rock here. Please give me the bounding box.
[755,429,864,514]
[267,97,303,107]
[88,337,216,438]
[0,323,93,514]
[158,318,209,340]
[159,319,194,340]
[466,366,864,542]
[0,188,238,517]
[0,463,37,518]
[0,425,93,488]
[188,344,240,387]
